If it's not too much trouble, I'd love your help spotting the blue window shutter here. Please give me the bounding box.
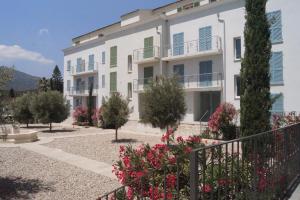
[271,94,284,113]
[199,60,212,86]
[173,64,184,83]
[267,10,283,44]
[199,26,212,51]
[270,52,283,84]
[173,33,184,56]
[76,58,81,72]
[88,54,94,70]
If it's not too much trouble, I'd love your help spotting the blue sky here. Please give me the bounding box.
[0,0,174,78]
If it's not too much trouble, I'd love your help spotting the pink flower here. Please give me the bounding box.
[127,187,134,200]
[202,184,212,193]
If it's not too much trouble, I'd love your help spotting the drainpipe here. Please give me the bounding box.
[158,14,168,77]
[218,13,226,102]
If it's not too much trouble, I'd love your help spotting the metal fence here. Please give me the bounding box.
[190,123,300,200]
[98,123,300,200]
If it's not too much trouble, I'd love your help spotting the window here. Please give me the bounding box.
[173,64,184,83]
[270,52,283,85]
[173,33,184,56]
[67,60,71,71]
[199,26,212,51]
[271,94,284,113]
[76,58,82,73]
[110,46,117,67]
[128,82,132,99]
[110,72,117,92]
[128,55,132,73]
[144,66,153,86]
[88,54,94,70]
[234,75,241,98]
[267,10,283,44]
[144,37,154,58]
[199,60,212,86]
[88,76,94,88]
[234,37,241,60]
[102,51,105,64]
[67,80,71,91]
[102,75,105,88]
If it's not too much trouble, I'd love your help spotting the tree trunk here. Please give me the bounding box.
[115,128,118,142]
[50,123,52,132]
[26,123,29,128]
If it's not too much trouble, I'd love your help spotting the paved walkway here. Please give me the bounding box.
[290,184,300,200]
[0,131,117,180]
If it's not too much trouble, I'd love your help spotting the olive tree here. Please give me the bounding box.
[101,92,129,141]
[12,93,34,127]
[30,91,69,131]
[140,76,186,131]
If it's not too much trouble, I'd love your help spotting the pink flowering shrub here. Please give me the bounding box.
[272,111,300,129]
[208,103,238,140]
[112,128,204,199]
[73,106,99,126]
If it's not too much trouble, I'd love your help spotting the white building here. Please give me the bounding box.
[63,0,300,126]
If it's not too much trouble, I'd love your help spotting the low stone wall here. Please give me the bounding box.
[0,131,38,144]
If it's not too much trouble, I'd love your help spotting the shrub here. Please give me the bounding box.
[73,106,88,123]
[113,128,204,199]
[208,103,237,140]
[272,112,300,129]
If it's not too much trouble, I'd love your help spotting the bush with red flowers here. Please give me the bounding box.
[73,106,99,126]
[112,128,204,199]
[208,103,238,140]
[272,111,300,129]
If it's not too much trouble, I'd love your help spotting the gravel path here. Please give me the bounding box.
[44,132,162,164]
[0,148,120,200]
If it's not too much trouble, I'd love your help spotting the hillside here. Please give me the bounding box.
[5,69,40,91]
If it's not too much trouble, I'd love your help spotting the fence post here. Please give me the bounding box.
[190,150,199,200]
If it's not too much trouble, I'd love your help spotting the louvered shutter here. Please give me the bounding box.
[267,10,283,44]
[173,33,184,56]
[271,94,284,113]
[110,72,117,92]
[110,46,117,67]
[199,26,212,51]
[270,52,283,84]
[88,54,94,70]
[144,37,154,58]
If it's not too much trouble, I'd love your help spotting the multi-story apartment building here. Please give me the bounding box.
[63,0,300,125]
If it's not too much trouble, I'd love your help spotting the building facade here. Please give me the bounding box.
[63,0,300,124]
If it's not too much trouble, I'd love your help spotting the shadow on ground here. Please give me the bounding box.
[41,129,76,133]
[111,139,138,143]
[0,176,54,200]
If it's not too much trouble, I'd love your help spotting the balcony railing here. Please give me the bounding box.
[163,36,222,60]
[133,73,223,92]
[66,62,99,76]
[67,84,98,96]
[133,46,160,64]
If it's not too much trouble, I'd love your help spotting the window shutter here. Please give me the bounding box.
[144,67,153,86]
[110,46,117,67]
[110,72,117,92]
[199,60,212,86]
[267,10,283,44]
[173,33,184,56]
[102,51,105,64]
[88,54,94,70]
[67,61,71,71]
[76,58,81,72]
[173,64,184,83]
[199,26,212,51]
[144,37,154,58]
[271,94,284,113]
[270,52,283,84]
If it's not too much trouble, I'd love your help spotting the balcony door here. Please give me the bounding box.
[173,64,184,83]
[199,60,212,86]
[144,66,153,86]
[144,37,154,59]
[199,91,220,122]
[88,76,94,89]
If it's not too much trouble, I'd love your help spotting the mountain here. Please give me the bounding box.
[5,69,40,91]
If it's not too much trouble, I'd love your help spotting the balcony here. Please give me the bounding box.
[133,46,160,64]
[133,72,223,92]
[162,36,222,62]
[67,62,99,76]
[67,84,99,96]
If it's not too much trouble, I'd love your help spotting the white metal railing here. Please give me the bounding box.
[67,62,99,75]
[67,84,99,96]
[133,73,223,92]
[165,36,222,58]
[133,46,160,63]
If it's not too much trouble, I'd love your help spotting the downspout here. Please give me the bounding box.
[218,13,226,102]
[158,14,168,76]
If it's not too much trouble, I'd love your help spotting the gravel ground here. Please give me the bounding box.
[0,148,120,200]
[44,132,162,164]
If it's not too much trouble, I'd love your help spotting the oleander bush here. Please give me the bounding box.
[73,106,98,126]
[208,103,238,140]
[272,112,300,129]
